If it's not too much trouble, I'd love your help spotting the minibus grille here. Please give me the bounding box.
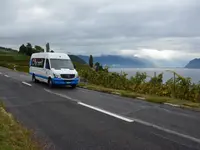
[61,74,75,79]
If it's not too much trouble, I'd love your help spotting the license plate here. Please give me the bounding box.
[66,82,71,84]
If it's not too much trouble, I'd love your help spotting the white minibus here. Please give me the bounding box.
[29,52,79,88]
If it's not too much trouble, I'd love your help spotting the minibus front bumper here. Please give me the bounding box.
[52,77,79,85]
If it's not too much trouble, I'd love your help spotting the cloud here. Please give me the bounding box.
[118,48,200,67]
[0,0,200,67]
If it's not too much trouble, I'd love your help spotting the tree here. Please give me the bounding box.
[99,65,103,71]
[95,62,100,67]
[94,62,104,72]
[46,43,50,52]
[26,43,33,56]
[19,44,26,54]
[95,62,100,71]
[35,45,44,52]
[89,55,93,68]
[19,43,45,56]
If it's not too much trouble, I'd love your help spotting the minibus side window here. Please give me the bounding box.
[45,59,50,69]
[31,58,36,66]
[31,58,45,68]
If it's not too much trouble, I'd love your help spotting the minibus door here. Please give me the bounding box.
[45,59,51,81]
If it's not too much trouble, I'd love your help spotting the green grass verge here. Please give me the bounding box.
[0,103,41,150]
[78,83,200,110]
[0,50,29,73]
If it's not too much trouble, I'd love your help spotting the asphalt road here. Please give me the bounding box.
[0,66,200,150]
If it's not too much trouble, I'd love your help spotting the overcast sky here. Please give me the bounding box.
[1,0,200,66]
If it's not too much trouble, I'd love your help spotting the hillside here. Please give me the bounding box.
[78,55,154,68]
[68,55,86,64]
[185,58,200,68]
[0,48,88,72]
[0,48,86,64]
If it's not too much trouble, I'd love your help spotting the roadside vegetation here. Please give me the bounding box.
[0,49,30,72]
[78,83,200,109]
[0,103,41,150]
[1,45,200,109]
[79,68,200,103]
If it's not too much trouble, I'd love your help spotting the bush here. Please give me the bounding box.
[79,69,200,102]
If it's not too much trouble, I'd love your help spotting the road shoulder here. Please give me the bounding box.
[0,103,42,150]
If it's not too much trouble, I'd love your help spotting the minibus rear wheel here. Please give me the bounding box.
[32,74,39,83]
[48,78,54,88]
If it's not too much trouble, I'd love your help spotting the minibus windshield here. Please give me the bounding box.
[50,59,74,70]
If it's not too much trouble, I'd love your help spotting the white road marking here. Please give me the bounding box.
[44,88,79,103]
[78,102,134,123]
[22,82,32,87]
[44,88,200,144]
[133,118,200,144]
[4,75,9,77]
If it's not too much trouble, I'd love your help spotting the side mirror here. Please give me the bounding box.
[74,64,76,69]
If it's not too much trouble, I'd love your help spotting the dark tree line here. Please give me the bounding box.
[19,43,44,56]
[0,46,17,52]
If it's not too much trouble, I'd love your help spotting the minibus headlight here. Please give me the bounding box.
[75,73,79,78]
[53,74,60,78]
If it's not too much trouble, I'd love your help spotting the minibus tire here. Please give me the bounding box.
[32,74,39,83]
[71,85,76,89]
[48,78,54,88]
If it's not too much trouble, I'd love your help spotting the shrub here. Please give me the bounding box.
[79,69,200,102]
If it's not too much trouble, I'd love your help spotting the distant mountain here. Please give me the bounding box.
[78,55,154,68]
[185,58,200,68]
[68,55,86,64]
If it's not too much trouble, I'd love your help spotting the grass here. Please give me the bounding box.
[145,96,172,104]
[0,50,30,73]
[78,83,200,110]
[0,103,41,150]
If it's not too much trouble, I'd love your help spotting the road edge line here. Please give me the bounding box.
[164,103,180,107]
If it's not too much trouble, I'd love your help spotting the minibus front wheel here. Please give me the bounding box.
[71,84,77,89]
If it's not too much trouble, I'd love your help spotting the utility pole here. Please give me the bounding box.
[46,43,50,52]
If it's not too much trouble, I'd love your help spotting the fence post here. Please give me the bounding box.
[13,65,16,71]
[153,72,156,94]
[173,72,176,98]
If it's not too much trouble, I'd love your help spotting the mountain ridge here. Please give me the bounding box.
[185,58,200,68]
[78,55,155,68]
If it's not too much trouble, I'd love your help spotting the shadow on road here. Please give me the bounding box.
[30,81,77,91]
